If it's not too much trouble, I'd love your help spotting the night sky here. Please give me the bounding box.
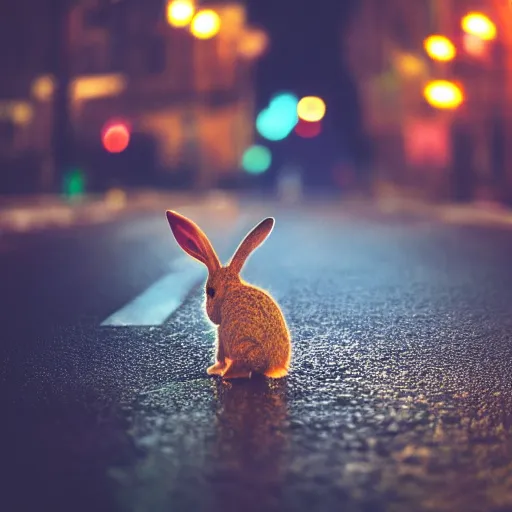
[245,0,365,182]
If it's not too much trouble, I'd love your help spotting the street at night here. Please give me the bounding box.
[2,194,512,512]
[3,1,512,508]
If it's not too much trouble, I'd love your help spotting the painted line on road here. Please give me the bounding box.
[101,212,254,327]
[101,257,206,327]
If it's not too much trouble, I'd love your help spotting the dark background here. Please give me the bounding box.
[247,0,365,187]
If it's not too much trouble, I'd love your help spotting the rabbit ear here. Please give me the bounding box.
[229,217,274,274]
[166,210,221,273]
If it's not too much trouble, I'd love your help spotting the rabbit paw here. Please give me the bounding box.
[221,358,253,380]
[207,361,226,376]
[264,367,289,379]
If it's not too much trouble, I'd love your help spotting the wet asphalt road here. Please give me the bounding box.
[1,196,512,512]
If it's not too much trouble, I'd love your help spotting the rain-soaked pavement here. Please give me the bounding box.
[1,196,512,512]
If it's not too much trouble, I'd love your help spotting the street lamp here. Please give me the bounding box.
[424,35,457,62]
[166,0,195,28]
[424,80,464,110]
[461,12,497,41]
[190,9,221,39]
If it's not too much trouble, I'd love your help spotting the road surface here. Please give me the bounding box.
[1,194,512,512]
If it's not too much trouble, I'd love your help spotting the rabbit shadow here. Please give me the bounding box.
[210,376,289,511]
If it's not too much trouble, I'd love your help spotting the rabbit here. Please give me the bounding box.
[166,210,291,380]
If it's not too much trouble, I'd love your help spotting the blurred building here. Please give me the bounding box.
[345,0,512,203]
[0,0,266,193]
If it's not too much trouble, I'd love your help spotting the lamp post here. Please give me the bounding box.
[165,1,222,191]
[460,12,497,202]
[422,10,499,202]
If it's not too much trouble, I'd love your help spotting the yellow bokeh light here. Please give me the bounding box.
[190,10,221,40]
[423,80,464,109]
[424,35,456,62]
[31,75,55,101]
[461,12,496,41]
[166,0,195,28]
[395,53,427,77]
[0,101,33,125]
[71,74,126,101]
[297,96,326,122]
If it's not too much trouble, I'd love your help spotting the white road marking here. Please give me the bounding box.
[101,211,254,327]
[101,257,206,327]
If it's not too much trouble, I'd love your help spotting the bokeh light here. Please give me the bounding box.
[295,119,322,138]
[102,121,131,153]
[241,145,272,174]
[463,33,488,58]
[63,169,85,198]
[461,12,496,41]
[424,35,456,62]
[31,75,55,101]
[190,9,221,39]
[395,53,427,77]
[270,92,299,111]
[166,0,195,27]
[297,96,326,122]
[423,80,464,109]
[105,188,127,210]
[237,29,269,59]
[256,92,298,141]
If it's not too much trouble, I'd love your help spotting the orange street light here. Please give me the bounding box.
[424,80,464,109]
[237,29,269,60]
[424,35,457,62]
[190,9,221,39]
[461,12,497,41]
[166,0,195,27]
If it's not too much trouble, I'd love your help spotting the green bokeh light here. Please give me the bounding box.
[241,145,272,174]
[63,168,85,198]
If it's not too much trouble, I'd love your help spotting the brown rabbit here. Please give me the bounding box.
[166,210,291,380]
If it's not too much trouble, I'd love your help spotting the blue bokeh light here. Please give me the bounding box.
[256,92,299,141]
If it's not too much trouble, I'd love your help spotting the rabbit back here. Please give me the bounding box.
[219,284,291,375]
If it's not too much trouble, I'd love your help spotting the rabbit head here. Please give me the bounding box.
[166,210,274,325]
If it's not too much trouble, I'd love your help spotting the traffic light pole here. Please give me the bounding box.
[48,0,74,194]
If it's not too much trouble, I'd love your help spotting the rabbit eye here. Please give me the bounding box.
[207,287,215,298]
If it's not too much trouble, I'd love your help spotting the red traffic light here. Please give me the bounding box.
[102,120,131,153]
[295,119,322,138]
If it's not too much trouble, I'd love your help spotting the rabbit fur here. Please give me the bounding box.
[166,210,291,380]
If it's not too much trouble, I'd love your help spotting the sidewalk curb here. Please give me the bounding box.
[0,190,240,233]
[375,196,512,227]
